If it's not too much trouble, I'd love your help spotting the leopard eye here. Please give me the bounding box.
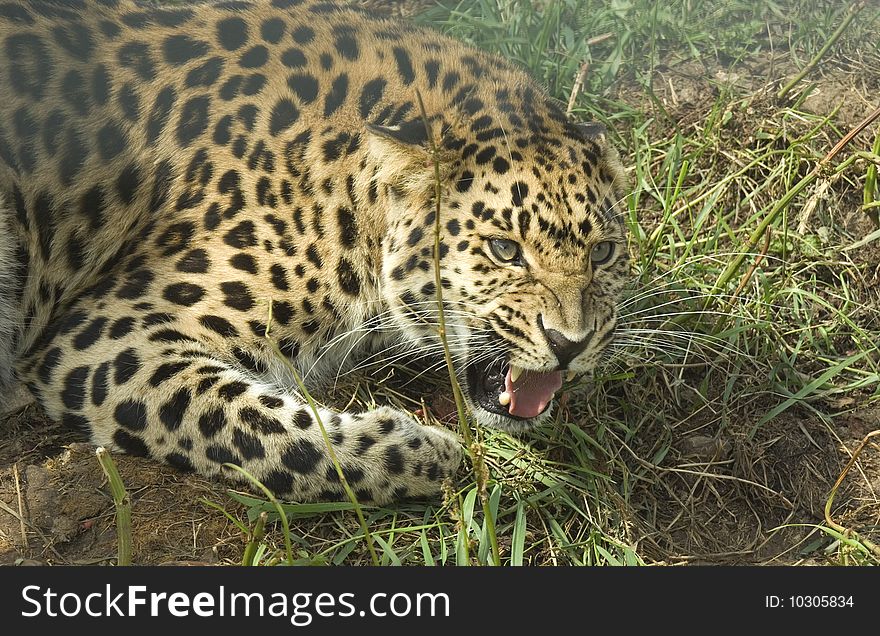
[488,238,522,263]
[590,241,615,265]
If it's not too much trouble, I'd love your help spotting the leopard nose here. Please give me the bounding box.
[539,316,592,368]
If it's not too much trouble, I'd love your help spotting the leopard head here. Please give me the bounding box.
[366,100,629,432]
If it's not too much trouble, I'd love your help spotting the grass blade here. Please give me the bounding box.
[511,501,527,566]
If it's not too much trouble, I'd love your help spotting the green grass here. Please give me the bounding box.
[213,0,880,566]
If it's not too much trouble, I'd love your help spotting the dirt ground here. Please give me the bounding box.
[0,412,241,565]
[1,2,879,566]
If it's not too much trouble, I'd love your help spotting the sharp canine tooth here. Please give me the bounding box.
[510,365,523,383]
[566,371,576,382]
[498,392,511,406]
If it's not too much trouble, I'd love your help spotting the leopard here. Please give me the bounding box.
[0,0,629,504]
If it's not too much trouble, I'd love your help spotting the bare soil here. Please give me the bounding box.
[0,405,244,565]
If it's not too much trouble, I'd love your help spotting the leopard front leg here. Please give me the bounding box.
[18,303,462,504]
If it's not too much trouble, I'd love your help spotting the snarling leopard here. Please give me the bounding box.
[0,0,629,503]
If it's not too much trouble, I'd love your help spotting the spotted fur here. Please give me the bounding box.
[0,0,629,503]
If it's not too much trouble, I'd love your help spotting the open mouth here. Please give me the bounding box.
[465,357,563,421]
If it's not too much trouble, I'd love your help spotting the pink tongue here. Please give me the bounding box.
[505,368,563,418]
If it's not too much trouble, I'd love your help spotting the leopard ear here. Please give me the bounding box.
[364,119,446,194]
[575,121,626,191]
[575,121,607,141]
[365,119,430,148]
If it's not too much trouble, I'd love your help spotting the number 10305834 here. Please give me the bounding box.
[765,596,854,608]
